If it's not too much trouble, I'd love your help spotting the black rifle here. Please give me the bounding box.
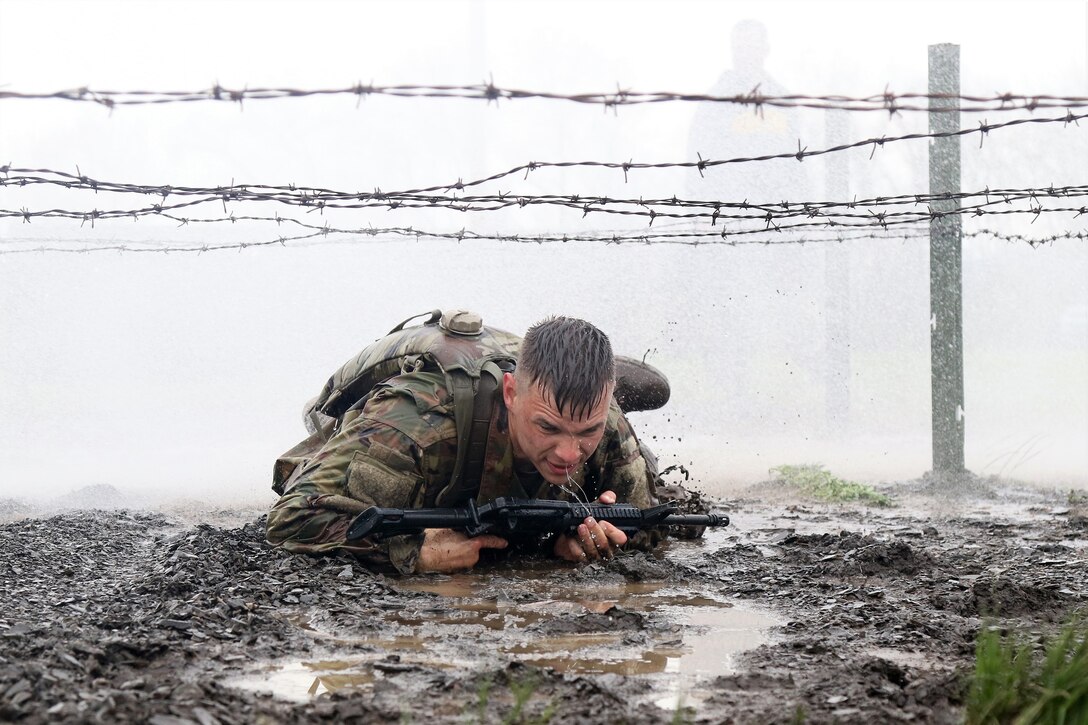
[346,496,728,541]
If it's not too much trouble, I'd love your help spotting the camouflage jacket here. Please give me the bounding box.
[265,370,661,574]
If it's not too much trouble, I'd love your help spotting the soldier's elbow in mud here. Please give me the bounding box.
[265,492,353,554]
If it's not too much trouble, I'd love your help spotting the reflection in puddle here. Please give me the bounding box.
[228,659,377,701]
[505,632,624,654]
[226,573,781,710]
[650,605,780,710]
[523,650,673,676]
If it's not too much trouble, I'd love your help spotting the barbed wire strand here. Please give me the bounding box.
[1,222,1082,257]
[3,109,1083,203]
[4,184,1085,229]
[3,84,1088,114]
[4,180,1086,214]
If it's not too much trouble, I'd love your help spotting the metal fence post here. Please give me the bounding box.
[928,43,966,474]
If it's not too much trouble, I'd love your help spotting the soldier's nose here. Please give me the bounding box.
[556,437,581,464]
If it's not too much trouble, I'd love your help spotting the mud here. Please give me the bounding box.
[1,479,1085,723]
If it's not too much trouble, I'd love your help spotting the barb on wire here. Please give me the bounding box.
[3,84,1088,114]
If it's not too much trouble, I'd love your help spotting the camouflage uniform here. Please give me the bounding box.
[266,370,660,573]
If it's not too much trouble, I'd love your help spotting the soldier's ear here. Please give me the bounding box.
[502,372,518,409]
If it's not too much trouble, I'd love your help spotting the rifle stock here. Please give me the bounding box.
[346,497,728,541]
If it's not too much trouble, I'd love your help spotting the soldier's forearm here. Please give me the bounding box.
[266,490,424,574]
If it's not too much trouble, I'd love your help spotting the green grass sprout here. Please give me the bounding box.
[770,464,892,507]
[966,622,1088,725]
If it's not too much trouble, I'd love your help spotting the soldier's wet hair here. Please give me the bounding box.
[518,316,615,419]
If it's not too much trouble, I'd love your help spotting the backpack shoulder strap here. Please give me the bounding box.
[436,360,506,506]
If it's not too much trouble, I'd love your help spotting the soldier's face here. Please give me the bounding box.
[502,372,612,486]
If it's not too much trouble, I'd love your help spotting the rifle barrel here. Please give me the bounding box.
[662,512,729,527]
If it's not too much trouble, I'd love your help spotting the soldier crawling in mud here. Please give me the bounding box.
[267,311,689,574]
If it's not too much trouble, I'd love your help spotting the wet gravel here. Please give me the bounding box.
[1,480,1085,724]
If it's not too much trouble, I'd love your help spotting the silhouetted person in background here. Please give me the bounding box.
[688,19,809,208]
[684,20,820,433]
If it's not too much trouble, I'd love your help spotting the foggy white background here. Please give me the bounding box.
[1,0,1086,506]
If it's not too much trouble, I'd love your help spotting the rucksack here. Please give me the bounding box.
[273,309,519,499]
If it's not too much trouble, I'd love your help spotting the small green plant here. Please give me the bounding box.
[770,464,892,507]
[1067,489,1088,506]
[504,675,536,724]
[473,677,492,724]
[500,674,555,725]
[966,622,1088,724]
[467,673,554,725]
[790,704,807,724]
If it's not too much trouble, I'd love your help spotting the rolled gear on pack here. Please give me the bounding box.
[272,309,676,503]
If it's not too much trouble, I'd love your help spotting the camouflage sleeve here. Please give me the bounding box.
[266,400,429,574]
[593,402,664,551]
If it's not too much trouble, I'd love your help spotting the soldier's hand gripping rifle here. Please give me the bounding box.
[345,496,729,541]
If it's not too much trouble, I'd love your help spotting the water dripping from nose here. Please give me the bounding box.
[557,465,589,504]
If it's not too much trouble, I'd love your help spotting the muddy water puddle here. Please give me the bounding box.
[225,573,781,709]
